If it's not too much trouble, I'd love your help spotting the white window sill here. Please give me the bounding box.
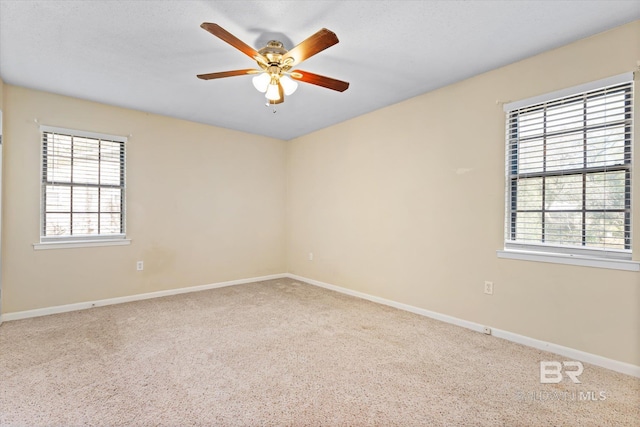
[33,239,131,251]
[497,249,640,272]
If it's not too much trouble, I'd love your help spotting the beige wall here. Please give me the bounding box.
[2,86,286,313]
[1,76,4,313]
[287,21,640,365]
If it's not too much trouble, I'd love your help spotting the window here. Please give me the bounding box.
[39,126,127,245]
[502,74,634,265]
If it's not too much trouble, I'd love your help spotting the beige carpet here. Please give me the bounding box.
[0,278,638,426]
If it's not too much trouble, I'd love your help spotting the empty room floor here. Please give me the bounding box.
[1,278,638,426]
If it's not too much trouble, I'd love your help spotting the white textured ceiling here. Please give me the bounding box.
[0,1,638,140]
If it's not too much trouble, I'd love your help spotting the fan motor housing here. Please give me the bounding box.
[258,40,289,67]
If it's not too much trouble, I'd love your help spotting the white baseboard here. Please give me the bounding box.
[2,271,638,378]
[286,273,640,378]
[0,273,287,322]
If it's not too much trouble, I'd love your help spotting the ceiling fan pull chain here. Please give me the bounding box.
[264,100,277,113]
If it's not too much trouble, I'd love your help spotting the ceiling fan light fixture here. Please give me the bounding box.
[265,82,281,101]
[280,75,298,96]
[252,72,270,92]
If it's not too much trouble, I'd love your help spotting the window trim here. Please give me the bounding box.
[33,238,131,251]
[502,73,633,112]
[496,248,639,272]
[501,73,636,267]
[40,125,127,145]
[36,125,128,249]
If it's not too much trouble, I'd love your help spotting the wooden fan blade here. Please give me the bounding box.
[290,70,349,92]
[282,28,339,67]
[200,23,266,63]
[197,69,259,80]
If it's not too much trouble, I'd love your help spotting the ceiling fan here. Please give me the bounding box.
[197,23,349,105]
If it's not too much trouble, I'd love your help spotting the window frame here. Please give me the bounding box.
[34,125,130,250]
[498,73,639,271]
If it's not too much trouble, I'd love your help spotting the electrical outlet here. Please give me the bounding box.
[136,261,144,271]
[308,252,313,261]
[484,281,493,295]
[483,326,492,335]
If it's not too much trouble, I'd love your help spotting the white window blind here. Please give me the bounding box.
[40,126,126,242]
[504,77,633,259]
